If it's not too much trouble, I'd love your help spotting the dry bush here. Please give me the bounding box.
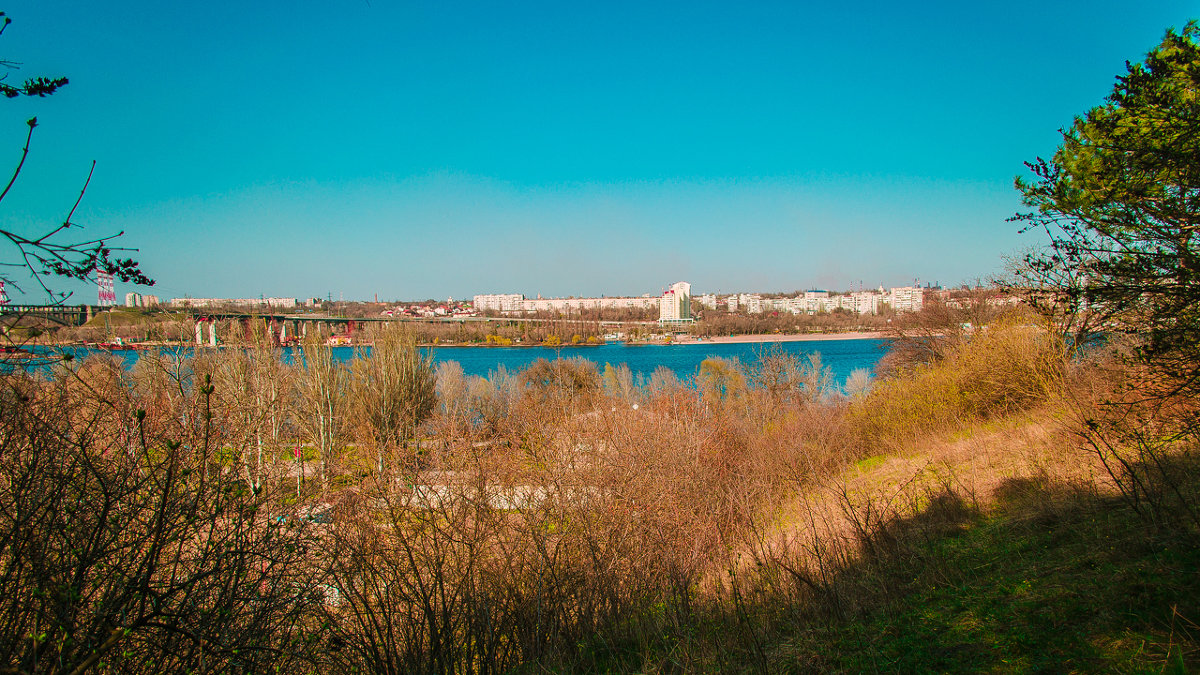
[876,288,1011,374]
[320,433,668,673]
[1062,347,1200,530]
[316,358,845,672]
[0,368,325,673]
[848,314,1067,454]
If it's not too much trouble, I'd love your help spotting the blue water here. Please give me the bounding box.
[44,339,890,387]
[421,340,890,386]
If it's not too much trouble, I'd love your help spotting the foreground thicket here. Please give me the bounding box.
[0,361,325,673]
[9,312,1185,673]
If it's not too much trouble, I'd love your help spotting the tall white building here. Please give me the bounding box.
[659,281,692,324]
[846,291,880,315]
[742,294,764,314]
[887,286,925,313]
[125,292,160,308]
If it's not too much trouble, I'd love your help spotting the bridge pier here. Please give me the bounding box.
[209,322,217,347]
[195,322,203,345]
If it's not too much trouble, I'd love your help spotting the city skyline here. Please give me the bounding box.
[1,1,1194,302]
[154,279,942,311]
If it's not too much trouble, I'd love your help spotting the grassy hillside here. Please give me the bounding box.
[790,476,1199,673]
[525,322,1200,673]
[548,412,1199,674]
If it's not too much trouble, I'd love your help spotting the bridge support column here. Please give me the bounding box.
[209,322,218,347]
[195,322,203,345]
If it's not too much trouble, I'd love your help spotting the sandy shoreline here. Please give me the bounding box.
[677,332,888,345]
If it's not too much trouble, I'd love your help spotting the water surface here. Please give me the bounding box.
[43,338,891,388]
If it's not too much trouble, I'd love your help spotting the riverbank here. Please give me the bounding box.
[30,331,890,350]
[677,331,887,344]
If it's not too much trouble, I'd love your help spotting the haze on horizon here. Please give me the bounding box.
[1,1,1193,303]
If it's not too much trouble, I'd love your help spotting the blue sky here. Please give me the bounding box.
[0,1,1194,302]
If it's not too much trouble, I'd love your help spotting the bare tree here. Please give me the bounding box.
[0,364,324,673]
[299,332,348,492]
[351,325,438,477]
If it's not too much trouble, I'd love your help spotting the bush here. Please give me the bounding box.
[850,315,1066,452]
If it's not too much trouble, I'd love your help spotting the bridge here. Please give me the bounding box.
[0,304,653,344]
[183,311,645,345]
[0,304,95,326]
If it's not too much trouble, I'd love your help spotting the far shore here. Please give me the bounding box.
[29,331,890,351]
[675,331,888,345]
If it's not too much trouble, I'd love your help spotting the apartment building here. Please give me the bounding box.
[169,297,298,309]
[886,286,924,313]
[472,293,524,313]
[659,281,693,324]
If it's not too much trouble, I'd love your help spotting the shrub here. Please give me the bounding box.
[849,315,1066,452]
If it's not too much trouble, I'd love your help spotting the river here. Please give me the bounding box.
[40,338,888,389]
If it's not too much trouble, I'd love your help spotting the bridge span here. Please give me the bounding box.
[184,311,645,345]
[1,304,652,345]
[0,304,94,326]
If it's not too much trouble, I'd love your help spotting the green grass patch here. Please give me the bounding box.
[855,455,886,471]
[542,471,1200,674]
[773,479,1200,673]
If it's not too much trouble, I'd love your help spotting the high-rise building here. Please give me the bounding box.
[659,281,692,324]
[125,292,161,308]
[887,286,924,313]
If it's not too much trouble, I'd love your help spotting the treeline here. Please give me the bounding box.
[393,317,613,346]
